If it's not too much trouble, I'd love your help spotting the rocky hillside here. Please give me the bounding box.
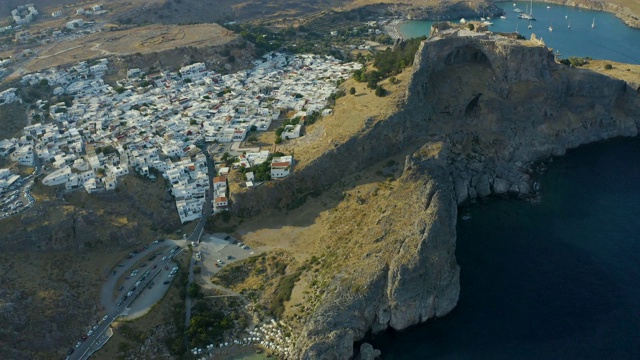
[0,175,183,359]
[230,29,640,359]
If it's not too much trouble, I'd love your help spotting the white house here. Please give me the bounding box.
[43,166,73,186]
[9,145,34,166]
[0,88,19,105]
[281,123,302,141]
[271,155,293,179]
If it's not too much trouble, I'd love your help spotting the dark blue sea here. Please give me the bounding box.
[369,138,640,358]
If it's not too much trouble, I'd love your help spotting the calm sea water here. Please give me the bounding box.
[398,2,640,64]
[368,138,640,358]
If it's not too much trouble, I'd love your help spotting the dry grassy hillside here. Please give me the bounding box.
[0,173,193,358]
[21,23,238,74]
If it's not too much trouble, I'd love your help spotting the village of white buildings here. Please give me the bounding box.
[0,50,362,223]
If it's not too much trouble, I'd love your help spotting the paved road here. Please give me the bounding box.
[68,149,216,359]
[184,149,216,347]
[68,242,186,360]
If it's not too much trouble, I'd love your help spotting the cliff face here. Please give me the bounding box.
[296,145,460,359]
[232,32,640,359]
[412,33,639,204]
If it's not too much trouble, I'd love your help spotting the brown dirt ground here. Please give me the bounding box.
[22,23,238,74]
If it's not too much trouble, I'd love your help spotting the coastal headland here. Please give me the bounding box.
[230,26,640,358]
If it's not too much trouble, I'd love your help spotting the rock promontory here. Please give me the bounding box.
[232,28,640,359]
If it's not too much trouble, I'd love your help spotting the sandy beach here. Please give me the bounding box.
[385,19,405,41]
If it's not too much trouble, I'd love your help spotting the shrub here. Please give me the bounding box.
[604,64,613,70]
[349,87,356,95]
[375,85,387,97]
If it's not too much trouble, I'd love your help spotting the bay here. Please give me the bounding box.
[398,2,640,64]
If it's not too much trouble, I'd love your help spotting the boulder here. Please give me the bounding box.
[492,177,510,195]
[355,343,381,360]
[474,174,491,197]
[453,177,469,204]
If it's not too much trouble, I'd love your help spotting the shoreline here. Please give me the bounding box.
[493,0,640,29]
[385,19,405,41]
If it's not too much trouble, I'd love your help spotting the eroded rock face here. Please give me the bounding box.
[295,145,460,359]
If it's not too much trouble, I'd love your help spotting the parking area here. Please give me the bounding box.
[195,233,256,282]
[0,175,35,219]
[120,257,183,319]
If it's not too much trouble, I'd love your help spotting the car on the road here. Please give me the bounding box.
[75,342,81,348]
[243,245,250,250]
[87,330,93,336]
[93,325,98,331]
[227,255,233,260]
[118,285,124,291]
[67,348,74,355]
[135,280,141,287]
[127,291,133,297]
[81,335,88,341]
[102,315,109,322]
[140,263,147,267]
[224,235,231,240]
[163,281,170,285]
[116,301,122,306]
[153,264,157,269]
[161,256,166,260]
[217,259,223,264]
[158,239,165,242]
[111,270,117,276]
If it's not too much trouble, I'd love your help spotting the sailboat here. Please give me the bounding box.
[549,22,553,32]
[528,20,532,29]
[519,0,536,20]
[592,17,596,28]
[515,22,519,34]
[568,20,571,29]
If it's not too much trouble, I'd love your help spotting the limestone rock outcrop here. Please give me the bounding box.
[231,31,640,359]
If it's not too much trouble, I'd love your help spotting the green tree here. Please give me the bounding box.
[188,282,200,298]
[349,87,356,95]
[375,85,387,97]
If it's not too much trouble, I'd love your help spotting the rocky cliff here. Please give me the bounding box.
[232,31,640,359]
